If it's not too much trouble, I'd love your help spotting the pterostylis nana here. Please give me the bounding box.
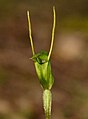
[27,6,56,119]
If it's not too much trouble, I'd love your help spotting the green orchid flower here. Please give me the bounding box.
[27,6,56,119]
[32,50,54,90]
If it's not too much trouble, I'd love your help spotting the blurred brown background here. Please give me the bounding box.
[0,0,88,119]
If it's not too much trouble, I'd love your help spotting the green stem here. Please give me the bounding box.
[43,89,52,119]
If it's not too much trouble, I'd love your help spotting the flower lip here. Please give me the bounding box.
[31,51,49,64]
[36,58,48,64]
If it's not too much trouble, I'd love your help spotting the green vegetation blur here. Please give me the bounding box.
[0,0,88,119]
